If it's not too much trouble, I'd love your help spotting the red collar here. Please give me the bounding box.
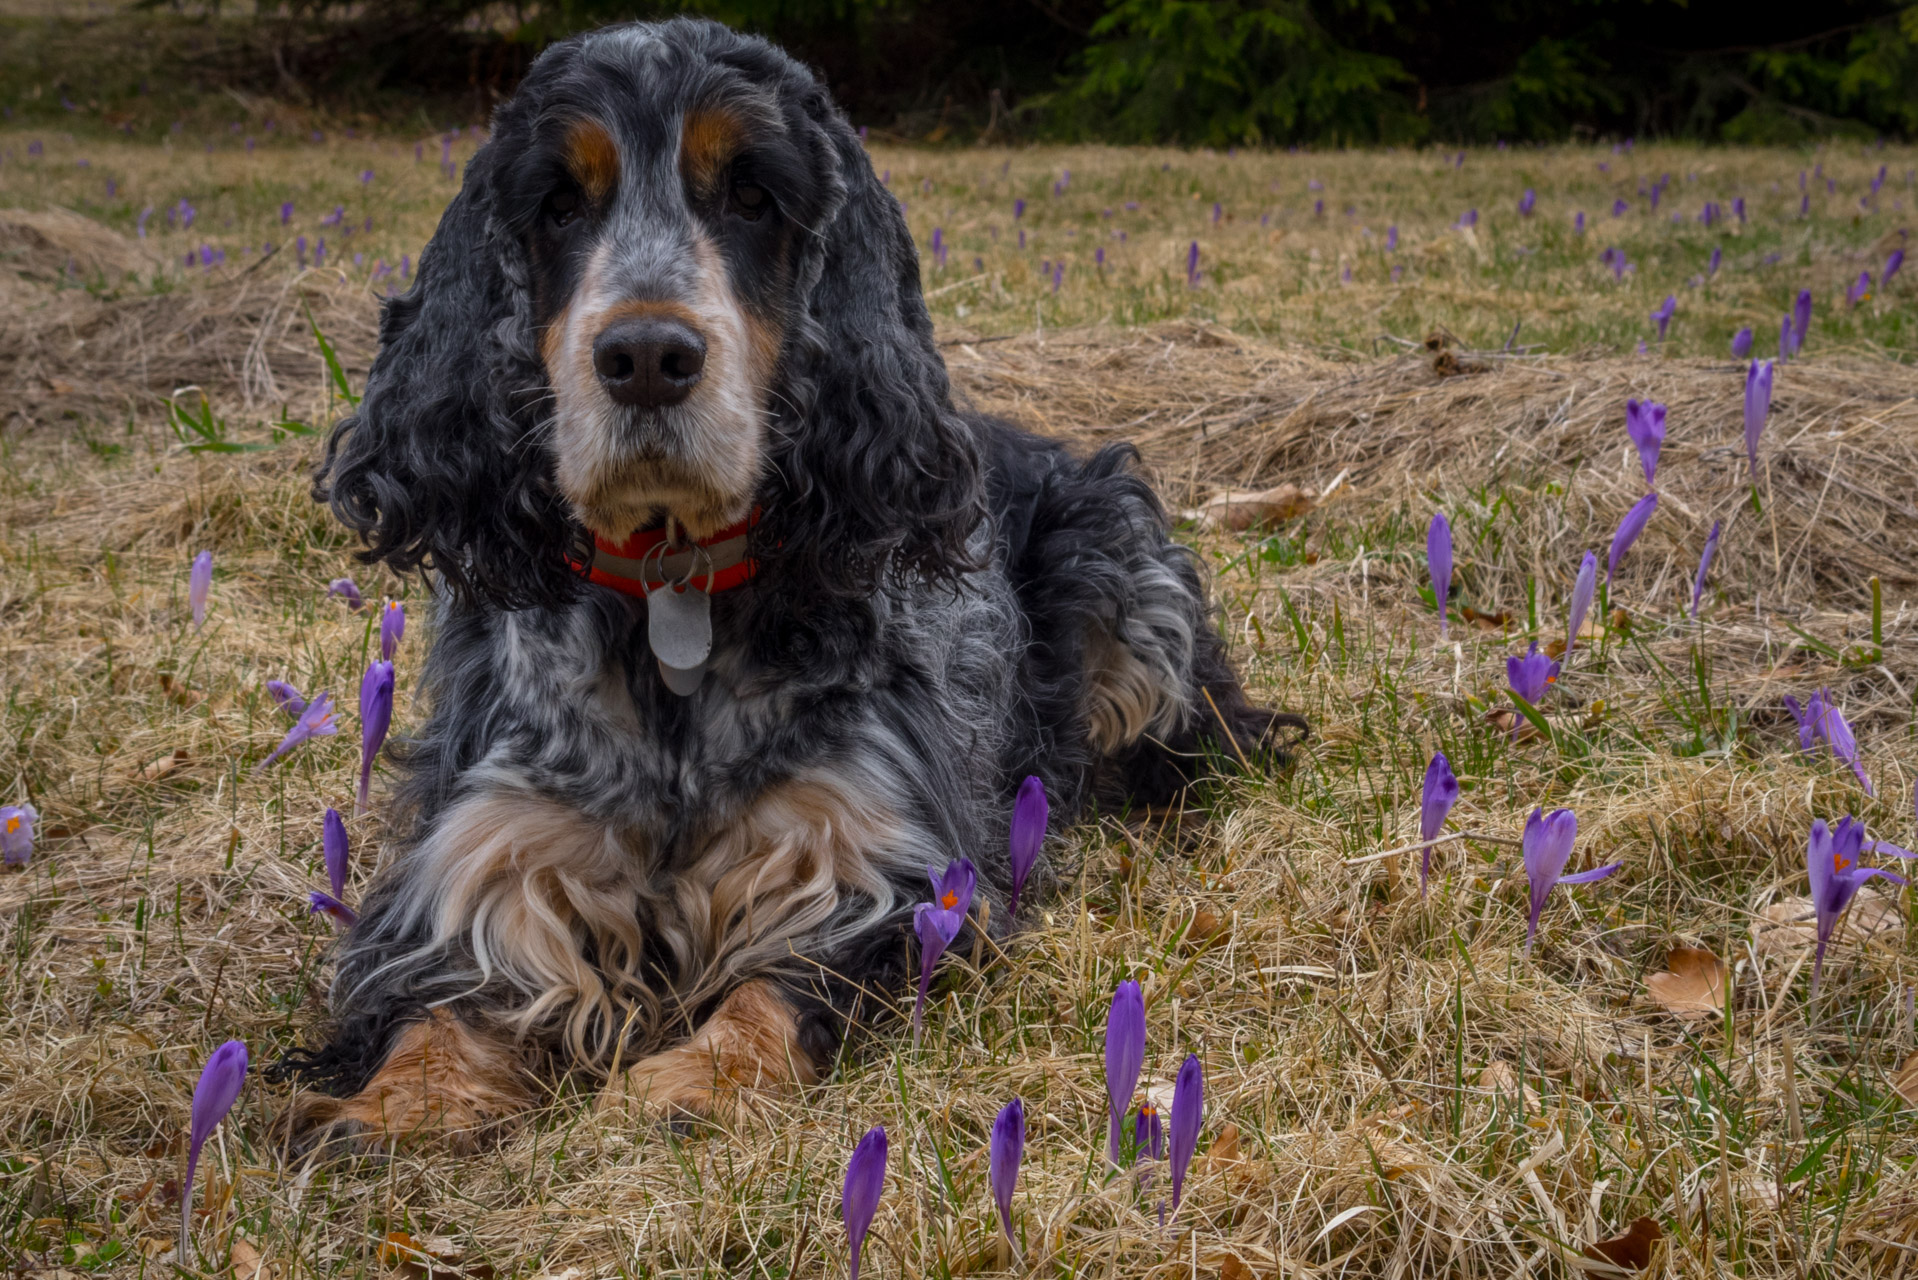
[583,510,759,599]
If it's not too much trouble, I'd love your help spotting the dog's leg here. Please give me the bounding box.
[596,978,817,1119]
[596,773,929,1120]
[278,1009,533,1155]
[278,787,648,1154]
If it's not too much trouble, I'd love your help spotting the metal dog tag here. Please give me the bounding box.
[657,656,708,696]
[647,582,713,673]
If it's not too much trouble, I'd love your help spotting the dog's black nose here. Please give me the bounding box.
[592,318,707,409]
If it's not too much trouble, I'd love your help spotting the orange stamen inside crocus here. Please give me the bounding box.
[1835,852,1852,872]
[4,817,16,833]
[941,891,958,909]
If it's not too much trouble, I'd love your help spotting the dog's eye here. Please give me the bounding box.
[546,189,580,228]
[728,182,770,221]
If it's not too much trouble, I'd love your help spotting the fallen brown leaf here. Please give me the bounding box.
[1893,1052,1918,1106]
[230,1238,277,1280]
[1432,349,1488,378]
[1478,1061,1541,1111]
[1484,708,1541,743]
[1461,606,1513,631]
[1754,894,1901,958]
[132,748,189,783]
[1645,948,1727,1019]
[1181,906,1229,951]
[1182,482,1317,532]
[1582,1216,1661,1271]
[157,672,205,708]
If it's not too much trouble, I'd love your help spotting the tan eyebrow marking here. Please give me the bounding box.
[679,106,745,197]
[563,118,620,204]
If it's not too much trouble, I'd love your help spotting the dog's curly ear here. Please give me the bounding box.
[312,143,588,613]
[761,98,984,602]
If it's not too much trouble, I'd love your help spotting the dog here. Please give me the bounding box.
[277,16,1303,1151]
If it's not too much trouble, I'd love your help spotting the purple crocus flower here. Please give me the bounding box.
[189,551,213,629]
[1574,211,1585,235]
[357,662,393,809]
[1,803,38,867]
[1386,225,1398,251]
[1607,494,1658,585]
[1690,521,1721,618]
[1105,980,1146,1165]
[181,1040,248,1258]
[1778,314,1793,362]
[842,1125,887,1280]
[990,1099,1024,1254]
[1731,327,1753,357]
[1612,199,1628,217]
[258,692,338,770]
[380,599,406,662]
[1848,271,1872,306]
[1519,188,1536,216]
[1186,241,1200,286]
[1134,1103,1164,1168]
[1708,246,1721,277]
[1792,289,1811,355]
[137,205,152,237]
[911,858,976,1035]
[1521,808,1620,951]
[1784,691,1825,752]
[309,807,357,927]
[1507,641,1560,706]
[1427,511,1451,639]
[1813,695,1873,795]
[1744,358,1773,488]
[1566,551,1597,663]
[1168,1053,1203,1214]
[1624,398,1665,489]
[279,201,293,224]
[1007,775,1046,916]
[1808,818,1908,997]
[266,679,307,718]
[1419,752,1458,897]
[1887,249,1905,284]
[326,578,363,610]
[1651,295,1676,341]
[1013,198,1025,220]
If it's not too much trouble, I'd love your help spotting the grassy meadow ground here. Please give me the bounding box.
[6,101,1918,1279]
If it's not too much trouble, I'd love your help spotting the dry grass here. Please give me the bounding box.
[8,136,1918,1280]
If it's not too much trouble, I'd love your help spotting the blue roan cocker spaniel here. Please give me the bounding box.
[278,16,1303,1152]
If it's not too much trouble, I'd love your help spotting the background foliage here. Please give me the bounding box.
[18,0,1918,144]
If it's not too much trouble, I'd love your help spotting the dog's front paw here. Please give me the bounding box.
[271,1092,383,1160]
[275,1013,533,1157]
[595,1057,731,1124]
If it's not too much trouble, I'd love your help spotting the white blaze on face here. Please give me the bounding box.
[544,227,775,541]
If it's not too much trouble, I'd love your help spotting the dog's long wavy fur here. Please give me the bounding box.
[276,17,1305,1149]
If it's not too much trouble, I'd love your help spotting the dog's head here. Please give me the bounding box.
[316,18,981,612]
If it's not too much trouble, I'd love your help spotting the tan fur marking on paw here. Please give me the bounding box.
[598,979,813,1119]
[284,1011,532,1154]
